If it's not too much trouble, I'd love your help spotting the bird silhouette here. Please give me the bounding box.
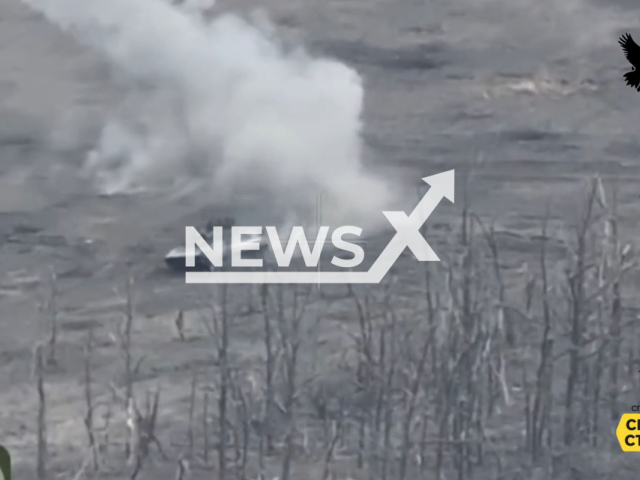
[619,33,640,91]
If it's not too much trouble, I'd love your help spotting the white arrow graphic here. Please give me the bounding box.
[186,169,454,284]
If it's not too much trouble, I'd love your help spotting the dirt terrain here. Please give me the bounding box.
[2,0,640,479]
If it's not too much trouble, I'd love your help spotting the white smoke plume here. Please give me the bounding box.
[24,0,394,227]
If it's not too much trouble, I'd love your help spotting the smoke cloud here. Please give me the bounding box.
[24,0,394,227]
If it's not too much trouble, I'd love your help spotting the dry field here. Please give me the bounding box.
[2,0,640,479]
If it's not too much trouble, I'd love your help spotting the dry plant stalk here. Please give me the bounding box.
[33,343,47,480]
[187,370,198,460]
[46,267,58,366]
[83,326,99,472]
[260,283,277,454]
[215,283,230,480]
[175,455,189,480]
[321,420,343,480]
[122,274,135,459]
[129,388,165,480]
[203,391,210,465]
[175,310,186,342]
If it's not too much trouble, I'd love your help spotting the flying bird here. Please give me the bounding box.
[619,32,640,91]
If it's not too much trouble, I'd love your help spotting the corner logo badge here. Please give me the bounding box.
[185,170,454,284]
[617,414,640,451]
[0,445,10,480]
[619,33,640,92]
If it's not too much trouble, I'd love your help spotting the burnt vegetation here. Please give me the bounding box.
[21,176,640,479]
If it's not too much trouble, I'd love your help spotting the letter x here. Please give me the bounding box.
[383,210,439,261]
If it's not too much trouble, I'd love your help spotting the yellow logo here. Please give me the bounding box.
[617,414,640,451]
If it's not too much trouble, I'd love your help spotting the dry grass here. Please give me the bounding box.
[7,175,640,480]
